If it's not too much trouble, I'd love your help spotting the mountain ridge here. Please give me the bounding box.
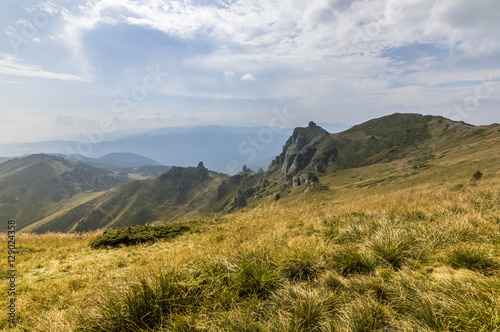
[10,113,500,233]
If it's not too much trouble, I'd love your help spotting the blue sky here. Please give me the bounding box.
[0,0,499,144]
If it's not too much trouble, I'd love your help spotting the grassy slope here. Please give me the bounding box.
[0,154,131,231]
[30,167,227,233]
[27,115,493,233]
[1,123,499,331]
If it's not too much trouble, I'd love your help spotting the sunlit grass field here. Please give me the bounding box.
[2,171,499,331]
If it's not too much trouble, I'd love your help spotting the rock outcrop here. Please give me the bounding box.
[269,121,330,175]
[232,189,247,207]
[242,165,254,174]
[292,172,319,188]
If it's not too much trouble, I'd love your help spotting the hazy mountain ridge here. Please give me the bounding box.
[0,126,297,173]
[60,152,164,170]
[20,113,500,233]
[0,157,12,164]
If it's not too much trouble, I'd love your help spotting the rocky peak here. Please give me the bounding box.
[284,122,328,151]
[241,165,253,174]
[268,122,329,174]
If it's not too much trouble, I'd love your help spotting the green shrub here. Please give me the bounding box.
[89,221,197,248]
[472,170,483,181]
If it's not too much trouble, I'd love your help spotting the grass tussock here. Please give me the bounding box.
[330,245,379,276]
[369,226,414,269]
[446,244,500,274]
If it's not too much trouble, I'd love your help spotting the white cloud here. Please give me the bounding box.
[1,0,499,132]
[240,73,256,81]
[0,54,91,81]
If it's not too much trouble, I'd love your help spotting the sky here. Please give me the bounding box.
[0,0,499,144]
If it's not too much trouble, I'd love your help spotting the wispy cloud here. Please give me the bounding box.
[0,54,91,81]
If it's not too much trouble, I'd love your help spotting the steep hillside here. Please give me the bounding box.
[0,154,131,230]
[27,113,500,233]
[33,163,228,232]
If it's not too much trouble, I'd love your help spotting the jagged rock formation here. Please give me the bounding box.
[241,165,254,174]
[269,121,329,175]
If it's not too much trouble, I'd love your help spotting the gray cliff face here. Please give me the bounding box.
[270,121,329,175]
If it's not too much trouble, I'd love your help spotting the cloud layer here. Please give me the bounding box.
[0,0,499,143]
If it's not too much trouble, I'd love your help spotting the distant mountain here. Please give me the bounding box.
[97,152,163,168]
[29,113,500,233]
[0,157,12,164]
[0,126,293,173]
[0,154,132,231]
[63,152,164,170]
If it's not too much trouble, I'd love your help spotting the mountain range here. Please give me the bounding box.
[3,113,498,233]
[0,125,351,173]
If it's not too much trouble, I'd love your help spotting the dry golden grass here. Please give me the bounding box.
[1,173,499,331]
